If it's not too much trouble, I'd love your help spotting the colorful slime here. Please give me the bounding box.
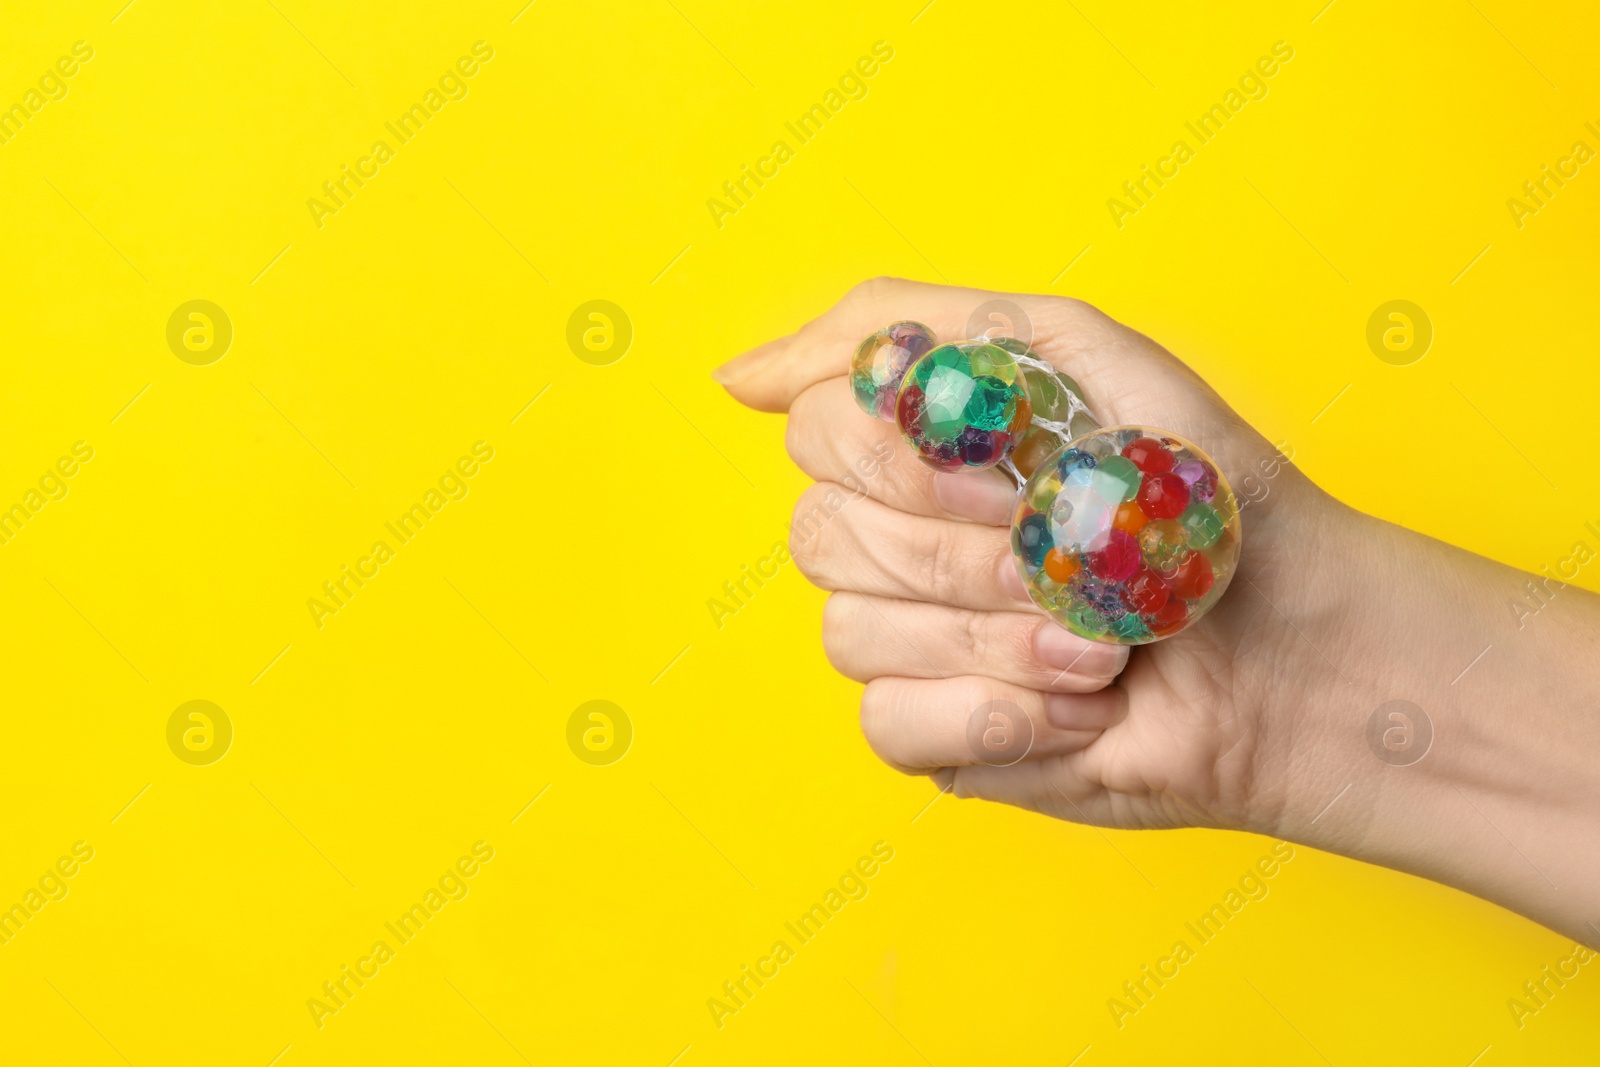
[894,341,1032,472]
[1010,427,1241,644]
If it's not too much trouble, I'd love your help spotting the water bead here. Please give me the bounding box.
[1093,455,1142,505]
[851,321,937,421]
[1011,429,1062,479]
[1043,547,1080,583]
[1174,458,1218,504]
[1027,473,1062,512]
[1003,341,1096,477]
[1180,502,1223,549]
[1013,512,1052,570]
[1170,551,1215,600]
[1088,529,1141,583]
[1109,612,1152,642]
[1080,433,1118,463]
[1052,481,1113,548]
[1056,448,1097,478]
[1138,519,1188,573]
[1123,436,1174,474]
[1148,597,1189,636]
[1137,471,1190,520]
[957,425,996,465]
[1113,500,1148,535]
[1012,425,1241,644]
[896,341,1031,472]
[1121,567,1170,615]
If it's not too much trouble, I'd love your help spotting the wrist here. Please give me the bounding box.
[1245,496,1600,943]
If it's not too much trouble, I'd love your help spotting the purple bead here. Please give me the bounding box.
[958,426,995,465]
[1174,459,1217,503]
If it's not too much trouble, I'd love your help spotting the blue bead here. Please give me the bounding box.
[1056,448,1097,479]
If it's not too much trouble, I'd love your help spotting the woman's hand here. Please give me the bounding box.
[718,278,1600,948]
[715,277,1330,831]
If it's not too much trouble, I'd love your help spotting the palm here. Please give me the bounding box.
[958,301,1320,832]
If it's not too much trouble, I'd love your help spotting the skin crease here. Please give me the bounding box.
[717,278,1600,948]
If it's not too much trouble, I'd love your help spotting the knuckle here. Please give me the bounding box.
[857,679,898,758]
[783,385,824,471]
[954,608,988,661]
[846,276,895,304]
[788,483,843,586]
[783,413,807,468]
[820,593,861,676]
[923,523,983,605]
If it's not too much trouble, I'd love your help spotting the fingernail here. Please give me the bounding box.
[713,335,789,384]
[1034,623,1129,677]
[1000,557,1034,606]
[933,472,1018,524]
[1044,689,1124,731]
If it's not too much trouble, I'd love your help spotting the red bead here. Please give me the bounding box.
[1123,437,1174,474]
[1121,567,1170,614]
[1137,472,1190,520]
[1170,551,1214,600]
[1088,529,1140,583]
[1147,597,1189,634]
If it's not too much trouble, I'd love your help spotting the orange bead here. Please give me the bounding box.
[1113,500,1148,535]
[1010,429,1058,479]
[1043,548,1080,583]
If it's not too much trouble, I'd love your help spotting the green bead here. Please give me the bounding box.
[1065,603,1108,638]
[1028,474,1061,511]
[1110,612,1151,641]
[1093,455,1141,504]
[965,377,1016,430]
[920,363,978,436]
[965,342,1010,380]
[1180,502,1223,549]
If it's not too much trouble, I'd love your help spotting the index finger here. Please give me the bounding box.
[715,277,1058,413]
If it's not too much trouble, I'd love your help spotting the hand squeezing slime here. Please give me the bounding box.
[852,322,1241,644]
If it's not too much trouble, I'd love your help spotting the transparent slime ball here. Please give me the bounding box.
[851,321,938,421]
[895,341,1032,472]
[1010,426,1241,644]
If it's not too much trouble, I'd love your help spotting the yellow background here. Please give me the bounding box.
[3,0,1599,1063]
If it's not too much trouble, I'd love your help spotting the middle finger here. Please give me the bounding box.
[792,483,1034,613]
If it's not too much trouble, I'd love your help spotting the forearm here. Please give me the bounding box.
[1258,499,1600,945]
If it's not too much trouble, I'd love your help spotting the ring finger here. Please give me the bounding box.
[822,592,1128,693]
